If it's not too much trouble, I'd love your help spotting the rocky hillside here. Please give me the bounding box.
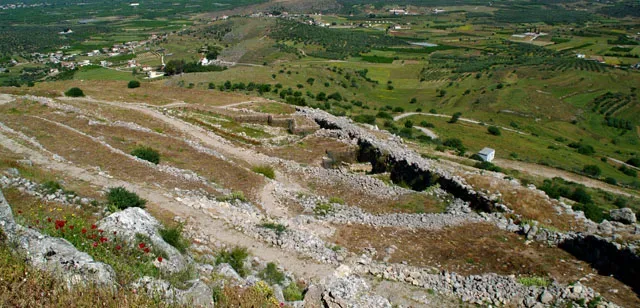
[0,83,638,307]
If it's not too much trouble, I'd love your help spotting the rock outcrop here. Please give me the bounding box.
[97,207,189,274]
[0,189,115,288]
[131,276,214,307]
[609,208,637,225]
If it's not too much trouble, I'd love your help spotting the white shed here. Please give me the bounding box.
[478,147,495,162]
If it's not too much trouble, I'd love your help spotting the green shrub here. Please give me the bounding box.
[127,80,141,89]
[64,87,84,97]
[259,262,285,285]
[42,180,63,194]
[219,191,247,202]
[252,165,275,179]
[442,138,466,155]
[159,224,190,253]
[517,276,550,287]
[448,112,462,124]
[569,142,595,155]
[131,146,160,164]
[619,165,638,177]
[487,126,501,136]
[604,177,617,185]
[328,197,344,204]
[571,187,592,204]
[582,165,602,177]
[627,157,640,167]
[352,114,376,125]
[283,282,304,301]
[260,222,287,235]
[573,202,608,223]
[314,202,333,216]
[216,247,249,277]
[107,187,147,210]
[475,161,502,172]
[404,120,413,128]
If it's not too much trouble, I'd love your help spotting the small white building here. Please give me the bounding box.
[147,71,164,79]
[477,147,495,162]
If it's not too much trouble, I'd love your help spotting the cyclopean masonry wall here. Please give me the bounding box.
[297,107,497,213]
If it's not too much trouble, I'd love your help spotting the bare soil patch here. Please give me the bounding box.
[464,174,583,232]
[331,223,640,307]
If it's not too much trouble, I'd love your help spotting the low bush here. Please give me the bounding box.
[314,202,333,216]
[487,126,501,136]
[352,114,376,125]
[475,161,502,172]
[131,146,160,164]
[573,202,608,223]
[442,138,466,155]
[107,187,147,210]
[41,180,63,194]
[259,262,285,285]
[328,196,344,204]
[216,247,249,277]
[619,165,638,177]
[260,222,287,235]
[159,224,190,253]
[582,165,602,177]
[252,165,275,179]
[448,112,462,124]
[517,276,550,287]
[627,157,640,167]
[283,282,304,301]
[64,87,84,97]
[219,191,247,202]
[127,80,141,89]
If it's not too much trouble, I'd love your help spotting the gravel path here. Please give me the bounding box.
[393,112,528,135]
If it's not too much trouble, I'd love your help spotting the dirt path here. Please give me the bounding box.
[608,157,640,171]
[0,128,336,281]
[415,126,438,139]
[494,158,638,197]
[394,112,528,135]
[0,94,14,105]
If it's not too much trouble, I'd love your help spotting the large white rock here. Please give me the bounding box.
[609,208,637,225]
[97,207,188,273]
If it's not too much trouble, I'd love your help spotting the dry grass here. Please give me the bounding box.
[463,174,583,232]
[306,175,446,214]
[41,110,265,200]
[2,80,253,107]
[331,223,640,307]
[0,112,208,193]
[258,136,355,166]
[242,101,296,115]
[0,244,175,307]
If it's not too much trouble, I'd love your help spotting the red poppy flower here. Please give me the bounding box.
[69,225,74,230]
[47,218,52,223]
[91,224,97,230]
[54,220,66,230]
[81,228,87,234]
[17,210,22,214]
[143,248,150,254]
[98,229,104,234]
[113,231,117,235]
[100,237,108,243]
[157,256,163,263]
[92,242,98,247]
[138,243,146,249]
[115,245,122,251]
